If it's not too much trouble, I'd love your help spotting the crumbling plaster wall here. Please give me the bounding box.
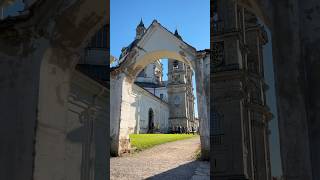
[67,71,109,180]
[110,73,124,155]
[195,52,210,160]
[0,0,107,179]
[110,73,136,155]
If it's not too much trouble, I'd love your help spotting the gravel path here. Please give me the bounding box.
[110,136,206,180]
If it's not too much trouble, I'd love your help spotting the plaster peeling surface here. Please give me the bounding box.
[53,0,106,50]
[67,71,109,180]
[110,75,123,155]
[195,54,210,159]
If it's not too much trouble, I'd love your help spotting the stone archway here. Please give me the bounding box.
[110,20,210,159]
[110,51,196,155]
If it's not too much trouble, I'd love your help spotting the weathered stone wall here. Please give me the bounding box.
[110,73,124,155]
[195,52,210,160]
[0,0,107,179]
[0,37,42,180]
[297,1,320,179]
[67,70,109,180]
[270,1,320,179]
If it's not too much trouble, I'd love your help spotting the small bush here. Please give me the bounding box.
[193,147,202,160]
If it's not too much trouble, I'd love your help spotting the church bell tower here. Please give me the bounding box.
[136,18,146,40]
[167,30,195,130]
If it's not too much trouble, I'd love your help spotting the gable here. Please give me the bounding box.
[137,21,196,57]
[114,20,199,79]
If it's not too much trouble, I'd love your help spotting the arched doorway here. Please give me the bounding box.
[148,108,154,133]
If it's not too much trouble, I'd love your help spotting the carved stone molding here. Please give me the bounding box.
[213,41,225,67]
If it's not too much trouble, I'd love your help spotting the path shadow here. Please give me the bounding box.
[146,161,202,180]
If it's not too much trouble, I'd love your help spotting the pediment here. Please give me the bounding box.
[136,20,196,57]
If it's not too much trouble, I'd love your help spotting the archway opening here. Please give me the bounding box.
[109,39,206,157]
[110,17,209,171]
[129,57,199,135]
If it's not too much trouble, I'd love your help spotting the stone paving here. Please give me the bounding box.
[191,161,210,180]
[110,136,210,180]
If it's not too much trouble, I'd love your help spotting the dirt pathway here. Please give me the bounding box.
[110,136,208,180]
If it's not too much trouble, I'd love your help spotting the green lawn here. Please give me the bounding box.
[129,133,198,151]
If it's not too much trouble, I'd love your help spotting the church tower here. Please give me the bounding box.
[167,30,195,130]
[136,18,146,40]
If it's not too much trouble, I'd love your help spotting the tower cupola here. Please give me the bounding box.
[174,29,182,40]
[136,18,146,39]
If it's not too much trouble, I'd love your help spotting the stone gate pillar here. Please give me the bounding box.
[271,1,314,179]
[110,72,134,156]
[0,33,43,180]
[195,52,210,160]
[212,0,249,179]
[244,11,272,180]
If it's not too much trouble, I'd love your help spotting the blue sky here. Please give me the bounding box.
[111,0,210,118]
[263,28,283,177]
[110,0,210,59]
[1,0,24,19]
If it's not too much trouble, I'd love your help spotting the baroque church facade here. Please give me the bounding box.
[115,20,198,134]
[212,1,273,180]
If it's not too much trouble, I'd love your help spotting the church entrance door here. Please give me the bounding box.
[148,108,154,133]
